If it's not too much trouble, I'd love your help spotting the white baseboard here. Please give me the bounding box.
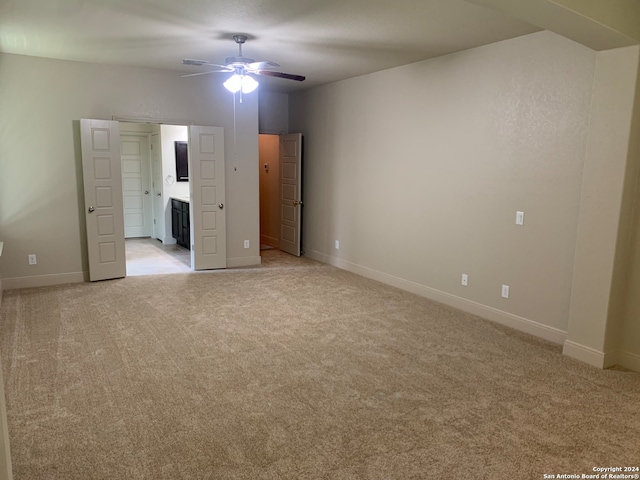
[304,249,567,345]
[604,350,640,372]
[163,237,177,245]
[2,272,87,290]
[260,235,279,248]
[227,256,262,268]
[562,341,605,368]
[304,249,329,264]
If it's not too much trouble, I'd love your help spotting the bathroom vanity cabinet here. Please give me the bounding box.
[171,198,190,249]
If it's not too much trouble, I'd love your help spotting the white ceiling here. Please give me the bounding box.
[0,0,542,92]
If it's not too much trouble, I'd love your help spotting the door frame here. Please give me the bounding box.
[150,132,164,241]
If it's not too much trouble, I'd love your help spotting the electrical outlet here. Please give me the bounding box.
[335,240,340,249]
[244,240,250,249]
[28,254,37,265]
[461,274,468,286]
[501,284,510,298]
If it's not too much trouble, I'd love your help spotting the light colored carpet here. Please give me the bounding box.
[1,250,639,479]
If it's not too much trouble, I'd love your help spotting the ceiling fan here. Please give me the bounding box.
[181,34,305,93]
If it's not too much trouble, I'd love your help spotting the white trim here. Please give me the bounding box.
[112,115,191,126]
[562,340,605,368]
[3,272,87,290]
[303,248,329,264]
[304,249,567,345]
[227,256,262,268]
[606,350,640,372]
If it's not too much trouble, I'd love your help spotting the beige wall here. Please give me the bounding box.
[564,46,640,363]
[290,31,597,343]
[0,52,260,287]
[259,92,289,134]
[290,30,640,370]
[259,135,281,248]
[619,53,640,370]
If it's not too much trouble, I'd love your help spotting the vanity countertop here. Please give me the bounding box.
[171,196,190,203]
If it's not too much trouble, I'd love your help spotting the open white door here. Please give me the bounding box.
[80,119,126,281]
[189,125,226,270]
[121,135,151,238]
[279,133,303,256]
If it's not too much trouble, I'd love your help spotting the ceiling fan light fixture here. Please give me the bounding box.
[223,73,259,94]
[241,74,259,93]
[223,74,242,93]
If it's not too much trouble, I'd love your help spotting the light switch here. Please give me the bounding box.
[516,211,525,226]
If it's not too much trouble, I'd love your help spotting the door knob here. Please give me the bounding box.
[292,200,303,206]
[144,190,149,195]
[88,206,95,213]
[218,203,224,209]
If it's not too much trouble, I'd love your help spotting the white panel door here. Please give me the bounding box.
[150,133,164,241]
[80,119,126,281]
[279,133,303,256]
[121,135,151,238]
[189,125,226,270]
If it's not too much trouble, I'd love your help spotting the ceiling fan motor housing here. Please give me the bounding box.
[226,34,253,65]
[225,55,255,66]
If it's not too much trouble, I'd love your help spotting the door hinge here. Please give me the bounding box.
[153,219,156,224]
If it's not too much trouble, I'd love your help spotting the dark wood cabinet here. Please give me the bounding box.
[171,199,190,249]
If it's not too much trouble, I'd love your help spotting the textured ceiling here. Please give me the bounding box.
[0,0,541,92]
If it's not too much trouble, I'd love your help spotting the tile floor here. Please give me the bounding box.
[125,239,293,276]
[125,238,191,276]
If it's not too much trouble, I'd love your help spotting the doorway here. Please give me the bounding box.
[259,134,281,251]
[259,133,303,257]
[81,119,227,281]
[120,123,191,275]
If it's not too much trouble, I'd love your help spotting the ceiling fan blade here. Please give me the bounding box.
[182,58,210,66]
[180,70,231,78]
[247,60,280,70]
[182,59,232,69]
[255,70,306,82]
